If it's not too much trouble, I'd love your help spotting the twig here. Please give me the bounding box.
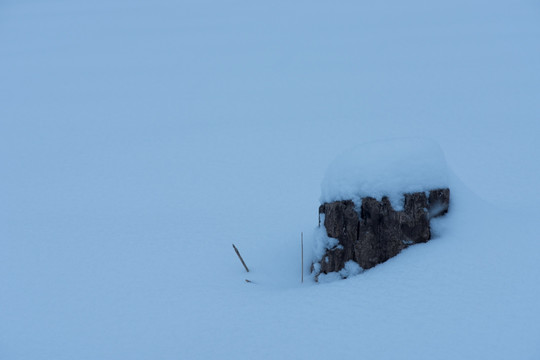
[232,244,249,272]
[301,232,304,283]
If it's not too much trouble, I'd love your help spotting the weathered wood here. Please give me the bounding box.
[232,244,249,272]
[314,188,450,278]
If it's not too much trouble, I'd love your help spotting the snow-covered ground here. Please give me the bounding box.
[1,1,540,359]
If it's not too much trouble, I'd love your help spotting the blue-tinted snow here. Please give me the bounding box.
[320,138,448,208]
[1,0,540,359]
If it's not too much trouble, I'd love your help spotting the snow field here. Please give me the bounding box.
[1,0,540,359]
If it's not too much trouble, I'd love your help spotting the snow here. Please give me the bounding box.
[339,260,363,277]
[311,214,339,263]
[320,137,449,208]
[1,0,540,359]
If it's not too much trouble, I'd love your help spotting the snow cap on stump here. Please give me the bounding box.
[321,137,449,209]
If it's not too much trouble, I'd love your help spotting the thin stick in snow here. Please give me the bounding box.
[301,232,304,283]
[232,244,249,272]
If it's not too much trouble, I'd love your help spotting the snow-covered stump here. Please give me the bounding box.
[312,138,450,281]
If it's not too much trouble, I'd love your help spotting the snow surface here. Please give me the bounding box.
[2,1,540,359]
[320,137,449,208]
[317,260,363,283]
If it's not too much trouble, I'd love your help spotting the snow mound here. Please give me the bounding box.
[320,138,449,208]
